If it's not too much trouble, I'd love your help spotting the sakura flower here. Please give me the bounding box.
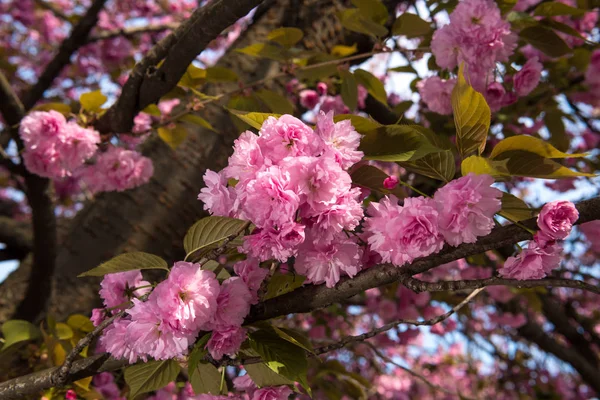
[233,259,269,304]
[536,200,578,244]
[417,77,455,115]
[315,110,363,169]
[206,326,247,360]
[514,57,543,97]
[99,270,151,310]
[198,170,237,217]
[211,277,252,329]
[498,242,562,280]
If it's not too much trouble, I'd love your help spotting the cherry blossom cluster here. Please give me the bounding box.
[18,110,153,194]
[293,81,368,115]
[198,111,365,288]
[364,173,502,266]
[499,200,579,280]
[94,259,267,363]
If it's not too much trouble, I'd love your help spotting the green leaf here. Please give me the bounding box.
[190,363,222,395]
[188,333,211,374]
[78,252,169,277]
[338,9,389,38]
[331,44,358,57]
[490,135,587,160]
[124,359,181,399]
[254,90,295,114]
[1,320,40,351]
[248,329,309,391]
[272,327,314,354]
[178,114,216,132]
[493,150,594,178]
[541,19,588,41]
[66,314,94,333]
[354,69,387,105]
[183,216,249,260]
[265,273,306,300]
[80,90,107,112]
[519,26,571,58]
[534,2,585,17]
[333,114,382,133]
[350,164,405,197]
[142,104,161,117]
[178,64,207,88]
[158,124,188,149]
[359,125,441,162]
[499,192,535,222]
[236,43,289,61]
[267,27,304,47]
[33,102,71,115]
[228,110,281,130]
[55,323,73,340]
[296,55,340,82]
[202,260,232,280]
[388,65,416,74]
[452,64,491,158]
[461,155,509,177]
[392,13,431,38]
[339,69,358,111]
[495,0,518,14]
[351,0,389,25]
[400,150,456,182]
[205,67,238,82]
[244,363,295,388]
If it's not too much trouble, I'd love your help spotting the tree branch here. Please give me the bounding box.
[94,0,264,134]
[88,23,180,43]
[21,0,109,110]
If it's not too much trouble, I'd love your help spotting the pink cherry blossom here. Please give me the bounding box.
[579,221,600,253]
[295,232,363,287]
[241,222,305,262]
[198,170,238,217]
[223,131,267,180]
[498,242,562,280]
[536,200,578,244]
[383,175,399,190]
[299,89,320,109]
[233,259,269,304]
[257,115,320,163]
[315,110,363,169]
[212,277,252,329]
[150,261,220,333]
[434,173,502,246]
[514,57,543,97]
[99,270,151,310]
[251,386,293,400]
[417,77,455,115]
[206,326,247,360]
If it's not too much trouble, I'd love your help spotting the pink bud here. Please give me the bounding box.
[299,89,320,109]
[316,82,328,95]
[383,176,399,190]
[65,390,77,400]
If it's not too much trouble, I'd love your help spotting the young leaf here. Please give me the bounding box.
[534,2,585,17]
[339,69,358,111]
[205,67,238,82]
[188,333,211,374]
[461,155,509,177]
[124,360,181,399]
[78,252,169,277]
[350,164,405,197]
[183,216,249,260]
[267,27,304,47]
[499,192,536,222]
[228,110,281,130]
[353,69,388,105]
[55,323,73,340]
[80,90,107,113]
[244,363,295,388]
[452,64,491,158]
[190,363,222,395]
[158,124,188,149]
[494,151,594,178]
[392,13,432,38]
[359,125,441,162]
[399,150,456,182]
[178,114,216,132]
[351,0,389,25]
[333,114,382,133]
[66,314,94,333]
[1,320,41,351]
[337,9,388,38]
[254,90,295,114]
[248,329,309,391]
[264,273,306,300]
[236,43,289,61]
[331,44,358,57]
[519,26,571,58]
[33,102,71,115]
[272,326,315,354]
[490,135,587,160]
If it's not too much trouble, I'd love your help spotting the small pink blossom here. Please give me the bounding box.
[233,259,268,304]
[223,131,267,180]
[198,170,237,217]
[212,277,252,329]
[99,270,151,310]
[434,173,502,246]
[536,200,578,244]
[383,176,399,190]
[65,390,77,400]
[417,77,455,115]
[242,222,305,262]
[299,89,320,109]
[206,326,247,360]
[315,110,363,169]
[579,221,600,253]
[257,115,320,163]
[251,386,293,400]
[498,242,562,280]
[514,57,543,97]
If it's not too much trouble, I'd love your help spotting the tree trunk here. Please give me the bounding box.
[0,0,356,322]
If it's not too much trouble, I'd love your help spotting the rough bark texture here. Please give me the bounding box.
[0,0,356,322]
